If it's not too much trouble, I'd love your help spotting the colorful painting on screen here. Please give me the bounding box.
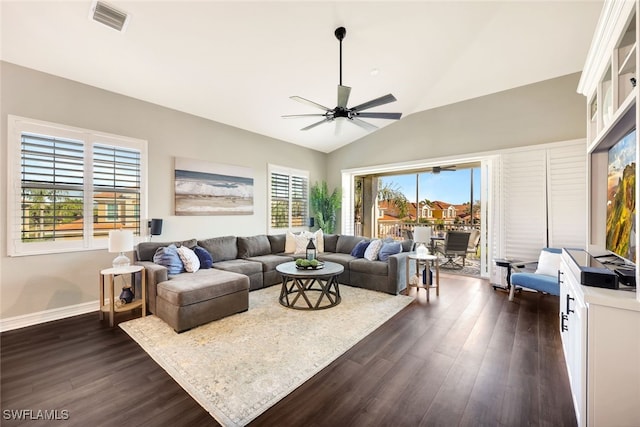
[174,158,253,216]
[606,129,636,262]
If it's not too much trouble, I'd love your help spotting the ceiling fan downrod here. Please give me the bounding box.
[335,27,346,86]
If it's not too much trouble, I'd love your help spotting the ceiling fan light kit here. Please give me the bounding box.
[283,26,402,132]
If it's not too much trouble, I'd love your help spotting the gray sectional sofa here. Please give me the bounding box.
[134,233,412,332]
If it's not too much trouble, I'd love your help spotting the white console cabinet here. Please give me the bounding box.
[560,250,640,427]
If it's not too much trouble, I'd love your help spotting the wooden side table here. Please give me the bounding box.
[406,253,440,301]
[99,265,146,327]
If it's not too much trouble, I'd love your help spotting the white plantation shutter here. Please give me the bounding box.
[7,116,147,256]
[502,149,548,261]
[19,134,85,243]
[268,164,309,230]
[498,140,587,263]
[270,172,290,228]
[92,144,141,237]
[547,143,587,249]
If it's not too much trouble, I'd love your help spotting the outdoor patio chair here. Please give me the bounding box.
[435,231,471,269]
[467,229,481,257]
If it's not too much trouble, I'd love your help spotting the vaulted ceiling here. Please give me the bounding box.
[1,1,603,153]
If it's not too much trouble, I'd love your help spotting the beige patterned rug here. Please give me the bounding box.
[120,285,413,426]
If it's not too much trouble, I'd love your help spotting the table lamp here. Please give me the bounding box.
[108,229,134,268]
[413,226,432,256]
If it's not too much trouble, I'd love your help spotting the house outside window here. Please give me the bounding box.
[7,115,147,256]
[268,164,309,231]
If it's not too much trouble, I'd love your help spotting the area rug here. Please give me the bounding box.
[119,285,413,426]
[438,256,480,277]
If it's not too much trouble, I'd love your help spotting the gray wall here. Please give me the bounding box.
[0,61,326,319]
[326,72,587,211]
[0,62,586,322]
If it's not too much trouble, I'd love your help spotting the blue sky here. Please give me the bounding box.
[380,168,481,205]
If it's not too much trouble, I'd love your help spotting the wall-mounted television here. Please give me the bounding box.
[606,128,636,263]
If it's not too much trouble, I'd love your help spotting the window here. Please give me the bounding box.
[268,164,309,230]
[7,116,147,256]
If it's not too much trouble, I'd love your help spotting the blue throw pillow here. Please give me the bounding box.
[193,245,213,269]
[350,240,370,258]
[153,244,184,274]
[378,242,402,261]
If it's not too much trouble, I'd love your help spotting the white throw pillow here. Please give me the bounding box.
[304,229,324,252]
[285,231,297,253]
[294,233,310,254]
[535,250,561,277]
[177,246,200,273]
[364,239,383,261]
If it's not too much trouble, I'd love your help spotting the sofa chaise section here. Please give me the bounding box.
[155,268,249,333]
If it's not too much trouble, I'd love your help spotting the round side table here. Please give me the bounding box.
[99,265,146,327]
[406,253,440,301]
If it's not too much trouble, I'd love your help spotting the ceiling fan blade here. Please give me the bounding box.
[351,93,397,112]
[282,114,327,119]
[337,85,351,108]
[301,118,330,131]
[355,112,402,120]
[348,117,378,132]
[290,96,331,112]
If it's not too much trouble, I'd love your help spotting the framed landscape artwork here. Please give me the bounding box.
[174,157,254,216]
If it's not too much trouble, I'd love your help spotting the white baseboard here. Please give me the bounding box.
[0,300,99,333]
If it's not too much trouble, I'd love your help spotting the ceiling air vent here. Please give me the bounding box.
[90,1,129,32]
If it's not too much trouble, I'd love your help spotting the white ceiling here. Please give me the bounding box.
[1,1,603,153]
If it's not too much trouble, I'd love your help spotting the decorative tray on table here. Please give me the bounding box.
[295,260,325,270]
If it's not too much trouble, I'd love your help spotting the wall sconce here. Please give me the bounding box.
[148,218,163,240]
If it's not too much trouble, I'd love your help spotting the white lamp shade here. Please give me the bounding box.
[413,226,432,244]
[108,230,134,253]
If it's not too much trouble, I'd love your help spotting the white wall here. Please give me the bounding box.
[0,61,326,322]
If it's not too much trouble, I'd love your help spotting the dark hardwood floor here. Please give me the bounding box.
[1,274,576,427]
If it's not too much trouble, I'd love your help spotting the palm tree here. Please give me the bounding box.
[310,181,341,234]
[378,181,409,219]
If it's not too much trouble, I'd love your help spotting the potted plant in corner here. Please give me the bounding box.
[310,181,341,234]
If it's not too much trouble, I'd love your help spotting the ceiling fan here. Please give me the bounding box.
[282,27,402,132]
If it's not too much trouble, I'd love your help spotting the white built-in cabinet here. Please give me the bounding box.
[570,1,640,426]
[559,257,587,427]
[560,251,640,426]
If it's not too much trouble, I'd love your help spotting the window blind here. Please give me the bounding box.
[269,166,309,229]
[20,133,85,242]
[501,149,548,261]
[547,143,587,249]
[270,172,290,228]
[92,144,141,237]
[8,115,147,256]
